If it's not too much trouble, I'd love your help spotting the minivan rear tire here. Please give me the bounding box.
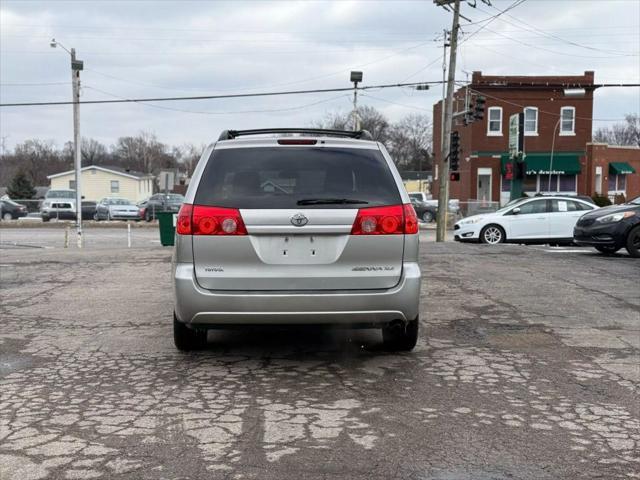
[382,318,419,351]
[173,313,207,351]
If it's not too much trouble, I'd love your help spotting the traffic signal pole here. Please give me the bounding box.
[436,0,460,242]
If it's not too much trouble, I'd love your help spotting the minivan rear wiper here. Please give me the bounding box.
[296,198,369,205]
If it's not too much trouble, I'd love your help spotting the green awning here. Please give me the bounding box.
[609,162,636,175]
[501,153,581,175]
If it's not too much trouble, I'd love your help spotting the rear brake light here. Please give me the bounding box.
[176,203,193,234]
[176,204,248,236]
[194,206,247,235]
[277,139,317,145]
[351,204,418,235]
[403,204,419,234]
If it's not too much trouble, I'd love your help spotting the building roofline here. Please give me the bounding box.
[471,70,595,88]
[587,142,640,150]
[47,165,153,180]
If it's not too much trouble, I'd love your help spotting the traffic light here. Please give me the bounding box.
[515,160,526,180]
[450,172,460,182]
[474,96,486,120]
[449,131,460,172]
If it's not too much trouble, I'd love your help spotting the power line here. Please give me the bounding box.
[77,39,436,95]
[482,3,640,56]
[400,0,526,83]
[0,81,441,108]
[471,24,639,59]
[0,81,70,86]
[461,0,527,41]
[83,85,353,115]
[360,93,433,112]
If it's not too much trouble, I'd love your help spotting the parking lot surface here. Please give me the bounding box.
[0,238,638,479]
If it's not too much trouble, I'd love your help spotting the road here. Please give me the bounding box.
[0,238,638,479]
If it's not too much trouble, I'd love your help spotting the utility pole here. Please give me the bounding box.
[71,48,83,248]
[52,39,83,247]
[435,0,461,242]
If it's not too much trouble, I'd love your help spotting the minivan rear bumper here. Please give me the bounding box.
[173,262,421,327]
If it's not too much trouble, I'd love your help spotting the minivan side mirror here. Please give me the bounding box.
[512,207,521,215]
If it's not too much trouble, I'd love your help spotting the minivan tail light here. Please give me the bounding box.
[403,203,419,234]
[192,205,247,235]
[175,204,248,236]
[351,205,402,235]
[351,204,419,235]
[176,203,193,235]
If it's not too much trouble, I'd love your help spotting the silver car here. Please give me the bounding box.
[173,129,421,351]
[94,197,140,221]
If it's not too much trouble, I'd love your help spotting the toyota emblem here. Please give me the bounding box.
[290,213,308,227]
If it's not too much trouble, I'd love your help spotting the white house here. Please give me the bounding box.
[47,165,154,203]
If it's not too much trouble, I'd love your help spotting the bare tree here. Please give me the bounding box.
[82,138,109,165]
[388,114,433,170]
[9,139,66,186]
[313,108,432,170]
[172,143,206,176]
[312,106,391,143]
[594,114,640,147]
[113,131,174,174]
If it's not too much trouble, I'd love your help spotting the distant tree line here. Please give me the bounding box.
[313,106,434,172]
[593,114,640,147]
[0,132,206,196]
[0,108,434,198]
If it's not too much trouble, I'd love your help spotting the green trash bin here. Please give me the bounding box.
[157,211,177,246]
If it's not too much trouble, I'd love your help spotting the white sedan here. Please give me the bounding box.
[454,196,598,245]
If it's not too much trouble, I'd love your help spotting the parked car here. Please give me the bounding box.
[81,201,97,221]
[454,196,597,245]
[0,199,28,220]
[410,197,437,223]
[142,193,184,221]
[41,190,76,222]
[94,197,141,221]
[529,193,596,205]
[173,128,421,352]
[408,192,429,203]
[573,196,640,258]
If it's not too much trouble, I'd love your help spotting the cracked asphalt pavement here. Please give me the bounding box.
[0,233,638,479]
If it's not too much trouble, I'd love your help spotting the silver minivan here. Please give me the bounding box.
[173,129,421,351]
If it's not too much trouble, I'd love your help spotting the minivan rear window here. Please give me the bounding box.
[195,147,401,209]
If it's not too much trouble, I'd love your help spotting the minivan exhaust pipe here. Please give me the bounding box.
[386,319,405,333]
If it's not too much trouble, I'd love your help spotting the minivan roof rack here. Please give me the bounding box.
[218,128,374,141]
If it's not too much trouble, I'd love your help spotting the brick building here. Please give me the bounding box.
[432,71,630,206]
[584,143,639,202]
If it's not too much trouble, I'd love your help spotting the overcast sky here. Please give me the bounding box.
[1,0,639,151]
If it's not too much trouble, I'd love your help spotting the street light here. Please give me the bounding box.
[350,71,363,131]
[51,38,84,247]
[548,88,586,193]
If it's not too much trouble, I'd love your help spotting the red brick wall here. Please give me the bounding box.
[585,143,640,200]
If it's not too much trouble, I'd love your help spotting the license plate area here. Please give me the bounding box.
[249,234,347,265]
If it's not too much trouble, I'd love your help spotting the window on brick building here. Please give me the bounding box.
[524,107,538,135]
[487,107,502,135]
[609,174,626,192]
[560,107,575,135]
